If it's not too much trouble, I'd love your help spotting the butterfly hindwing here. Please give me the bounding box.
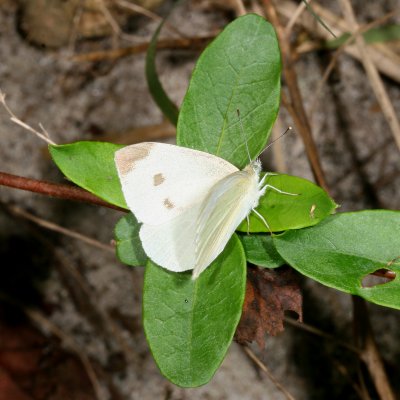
[193,170,261,278]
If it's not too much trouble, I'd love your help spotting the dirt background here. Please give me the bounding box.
[0,0,399,399]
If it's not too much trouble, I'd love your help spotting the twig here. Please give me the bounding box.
[352,297,395,400]
[68,1,84,53]
[231,0,247,16]
[285,0,309,35]
[308,10,397,119]
[71,35,214,62]
[100,120,175,144]
[242,345,296,400]
[114,0,185,38]
[6,204,114,252]
[0,171,127,212]
[0,292,107,400]
[333,360,370,400]
[284,316,359,354]
[338,0,400,152]
[0,90,56,145]
[270,117,288,173]
[262,0,329,192]
[276,1,400,83]
[96,0,143,43]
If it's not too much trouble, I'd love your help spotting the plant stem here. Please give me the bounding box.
[0,171,127,212]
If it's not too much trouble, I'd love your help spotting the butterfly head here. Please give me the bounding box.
[244,158,262,176]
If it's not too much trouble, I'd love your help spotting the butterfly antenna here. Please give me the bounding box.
[259,126,293,156]
[236,109,252,163]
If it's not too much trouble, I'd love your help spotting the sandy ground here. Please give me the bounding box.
[0,0,399,399]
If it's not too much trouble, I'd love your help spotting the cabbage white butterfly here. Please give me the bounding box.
[115,141,292,279]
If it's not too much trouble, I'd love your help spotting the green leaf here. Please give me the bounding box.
[325,24,400,49]
[239,233,285,268]
[145,7,179,125]
[273,211,400,310]
[115,214,147,266]
[143,234,246,387]
[237,174,337,233]
[177,14,281,169]
[49,142,127,209]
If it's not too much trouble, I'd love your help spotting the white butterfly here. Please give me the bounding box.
[115,142,289,279]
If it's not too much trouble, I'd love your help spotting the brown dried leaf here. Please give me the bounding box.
[0,318,96,400]
[235,267,303,348]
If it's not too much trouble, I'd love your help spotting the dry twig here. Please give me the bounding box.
[7,204,114,252]
[308,10,398,119]
[243,345,296,400]
[352,298,395,400]
[0,90,56,145]
[338,0,400,151]
[114,0,185,38]
[262,0,328,191]
[71,35,214,62]
[0,171,127,212]
[276,1,400,83]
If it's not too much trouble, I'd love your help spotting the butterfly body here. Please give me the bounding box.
[115,142,267,278]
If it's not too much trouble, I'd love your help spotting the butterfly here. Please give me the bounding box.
[115,142,292,279]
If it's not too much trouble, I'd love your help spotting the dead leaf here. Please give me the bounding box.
[0,317,96,400]
[235,267,303,348]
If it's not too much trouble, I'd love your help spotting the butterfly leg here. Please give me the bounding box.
[258,172,277,189]
[252,209,272,234]
[261,183,298,196]
[246,215,250,235]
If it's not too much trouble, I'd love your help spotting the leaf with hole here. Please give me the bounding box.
[273,211,400,309]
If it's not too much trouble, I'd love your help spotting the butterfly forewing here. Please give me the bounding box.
[115,142,238,225]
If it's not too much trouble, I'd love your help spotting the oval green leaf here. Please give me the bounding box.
[239,233,285,268]
[237,174,337,233]
[143,234,246,387]
[49,142,127,209]
[115,214,147,267]
[177,14,281,168]
[273,211,400,309]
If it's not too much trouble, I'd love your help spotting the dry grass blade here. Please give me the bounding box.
[338,0,400,152]
[284,317,359,353]
[243,346,296,400]
[308,10,398,119]
[352,297,395,400]
[71,35,213,62]
[0,90,56,145]
[262,0,329,191]
[276,1,400,83]
[231,0,247,16]
[114,0,185,38]
[100,120,176,144]
[7,204,114,252]
[285,0,309,35]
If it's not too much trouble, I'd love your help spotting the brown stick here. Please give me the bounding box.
[71,35,215,63]
[353,297,395,400]
[262,0,328,192]
[0,171,127,212]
